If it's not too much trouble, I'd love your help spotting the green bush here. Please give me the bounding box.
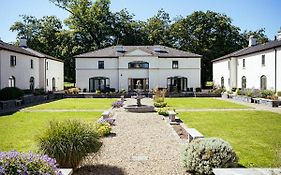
[211,87,225,95]
[277,91,281,97]
[157,107,175,116]
[0,87,24,101]
[33,88,46,96]
[260,90,274,98]
[95,123,111,137]
[154,102,167,108]
[0,151,61,175]
[38,120,101,168]
[183,138,238,175]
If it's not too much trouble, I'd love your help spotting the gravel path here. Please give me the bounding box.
[74,98,187,175]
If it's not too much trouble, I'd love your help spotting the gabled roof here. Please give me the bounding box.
[0,40,62,62]
[75,45,201,58]
[0,40,37,57]
[212,39,281,62]
[24,48,63,62]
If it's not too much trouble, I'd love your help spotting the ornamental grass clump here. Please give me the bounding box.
[183,138,238,175]
[38,120,102,168]
[0,151,62,175]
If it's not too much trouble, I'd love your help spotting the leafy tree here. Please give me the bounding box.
[170,11,245,86]
[145,9,172,46]
[241,28,269,47]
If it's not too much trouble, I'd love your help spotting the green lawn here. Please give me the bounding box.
[179,111,281,167]
[0,111,101,152]
[27,98,117,110]
[165,98,249,109]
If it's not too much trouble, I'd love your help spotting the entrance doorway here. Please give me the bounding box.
[128,78,149,91]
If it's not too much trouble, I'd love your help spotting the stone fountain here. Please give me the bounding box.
[124,80,155,113]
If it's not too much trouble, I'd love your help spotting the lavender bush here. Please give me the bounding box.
[0,151,62,175]
[183,138,238,175]
[112,100,123,108]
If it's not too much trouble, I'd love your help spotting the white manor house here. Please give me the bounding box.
[75,45,201,92]
[213,30,281,92]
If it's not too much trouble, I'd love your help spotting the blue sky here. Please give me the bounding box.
[1,0,280,42]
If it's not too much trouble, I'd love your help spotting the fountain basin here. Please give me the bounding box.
[124,105,155,113]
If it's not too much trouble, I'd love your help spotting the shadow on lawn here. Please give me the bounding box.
[74,164,126,175]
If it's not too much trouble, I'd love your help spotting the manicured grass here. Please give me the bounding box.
[165,98,249,109]
[179,111,281,167]
[27,98,117,110]
[0,111,101,152]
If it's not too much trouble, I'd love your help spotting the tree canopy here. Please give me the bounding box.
[10,0,269,85]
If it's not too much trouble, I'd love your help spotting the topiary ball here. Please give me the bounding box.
[183,138,238,175]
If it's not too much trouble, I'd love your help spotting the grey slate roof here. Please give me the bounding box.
[0,40,62,62]
[75,45,201,58]
[24,48,63,62]
[213,39,281,62]
[0,40,37,57]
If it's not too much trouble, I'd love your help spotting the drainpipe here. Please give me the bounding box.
[274,48,277,93]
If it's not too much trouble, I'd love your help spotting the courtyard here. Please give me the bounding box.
[0,97,280,174]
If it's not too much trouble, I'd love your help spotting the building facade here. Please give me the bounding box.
[212,32,281,92]
[75,45,201,92]
[0,40,64,91]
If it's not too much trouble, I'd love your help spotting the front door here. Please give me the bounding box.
[128,78,149,91]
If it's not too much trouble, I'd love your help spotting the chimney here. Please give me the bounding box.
[277,28,281,41]
[248,35,257,47]
[19,38,27,48]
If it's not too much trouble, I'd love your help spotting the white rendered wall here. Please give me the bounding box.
[237,50,276,90]
[45,59,64,91]
[0,50,40,90]
[76,56,201,91]
[277,48,281,92]
[213,59,231,90]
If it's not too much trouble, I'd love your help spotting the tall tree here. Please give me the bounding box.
[145,9,172,46]
[171,11,245,86]
[50,0,114,50]
[241,28,269,47]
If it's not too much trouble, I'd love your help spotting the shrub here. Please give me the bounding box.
[277,91,281,97]
[33,88,46,96]
[66,88,80,94]
[38,120,101,168]
[183,138,238,175]
[0,151,62,175]
[260,90,274,98]
[0,87,24,101]
[112,100,123,108]
[154,102,167,108]
[195,87,202,92]
[95,123,111,137]
[154,97,164,103]
[211,87,225,95]
[157,107,175,116]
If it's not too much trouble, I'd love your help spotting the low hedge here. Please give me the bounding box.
[0,87,24,101]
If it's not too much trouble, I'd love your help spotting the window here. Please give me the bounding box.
[261,55,265,66]
[172,61,178,69]
[221,77,224,88]
[128,61,149,69]
[9,76,16,87]
[260,75,267,90]
[46,61,49,70]
[242,76,246,89]
[30,77,34,90]
[242,59,245,68]
[98,61,104,69]
[31,59,33,69]
[10,55,16,67]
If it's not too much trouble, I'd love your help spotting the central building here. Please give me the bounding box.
[75,45,201,92]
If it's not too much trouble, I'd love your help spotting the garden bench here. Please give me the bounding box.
[186,128,204,143]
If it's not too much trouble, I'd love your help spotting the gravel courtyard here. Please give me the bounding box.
[74,98,187,175]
